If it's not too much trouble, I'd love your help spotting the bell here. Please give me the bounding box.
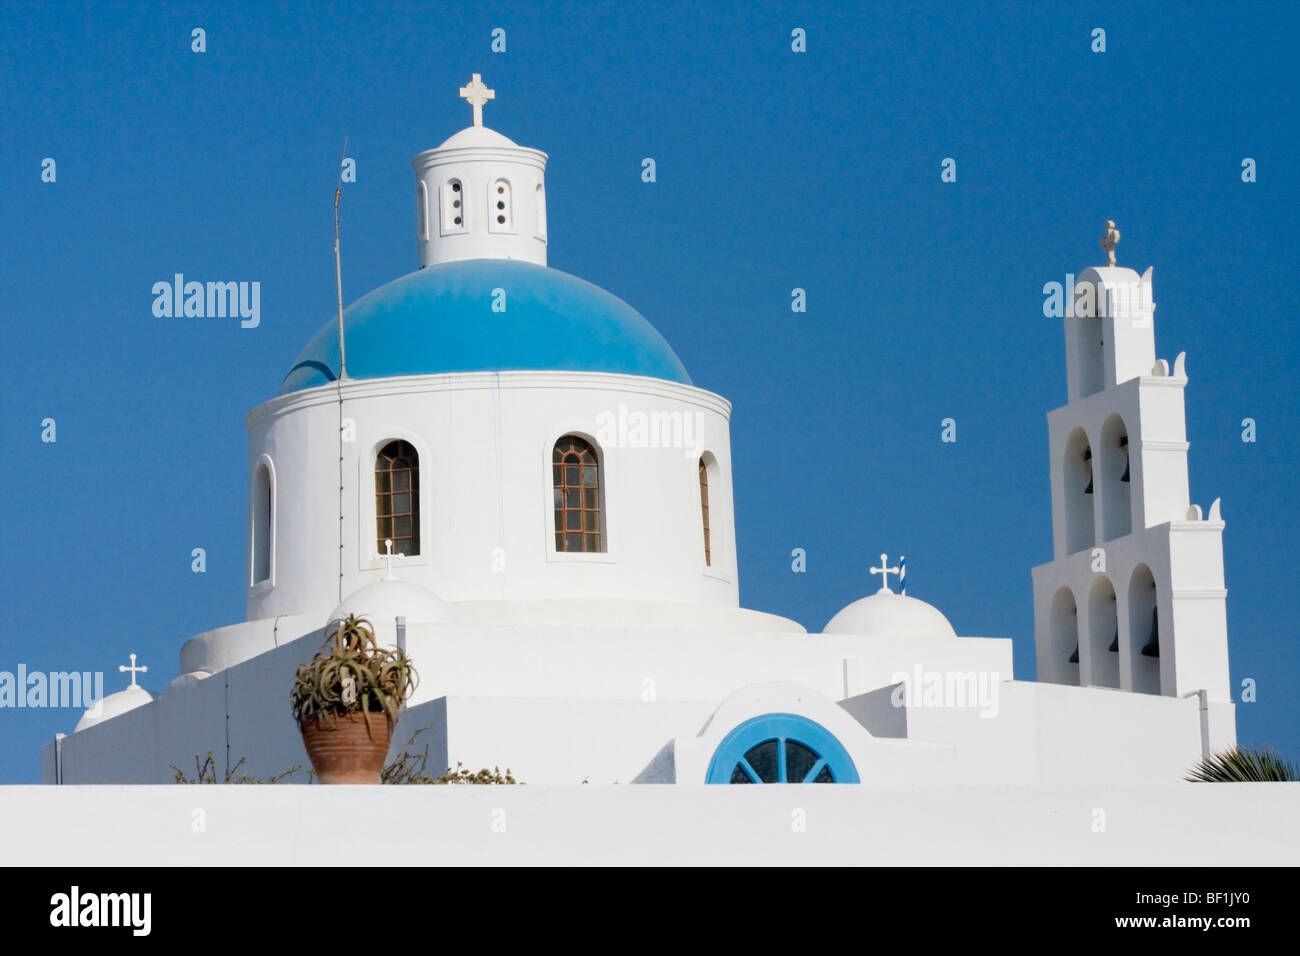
[1120,437,1130,483]
[1107,625,1119,653]
[1084,474,1093,495]
[1140,607,1160,657]
[1068,642,1079,664]
[1083,447,1093,494]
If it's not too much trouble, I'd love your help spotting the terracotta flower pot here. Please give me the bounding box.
[300,711,394,784]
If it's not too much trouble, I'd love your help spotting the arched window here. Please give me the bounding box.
[699,457,711,566]
[1064,428,1095,554]
[376,440,419,556]
[1100,414,1132,541]
[1129,564,1160,694]
[489,178,512,232]
[1050,587,1080,686]
[441,178,466,234]
[1073,282,1104,398]
[251,462,273,585]
[706,714,860,784]
[1087,576,1119,688]
[416,181,429,241]
[553,435,602,552]
[534,182,547,241]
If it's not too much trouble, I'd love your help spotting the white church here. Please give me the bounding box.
[32,76,1285,863]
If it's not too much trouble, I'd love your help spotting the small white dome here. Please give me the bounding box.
[824,591,957,639]
[165,671,212,694]
[74,684,154,732]
[436,125,519,150]
[327,578,456,628]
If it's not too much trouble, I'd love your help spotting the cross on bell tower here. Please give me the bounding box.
[1100,219,1121,267]
[459,73,495,127]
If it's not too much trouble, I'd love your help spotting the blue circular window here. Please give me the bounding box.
[706,713,860,784]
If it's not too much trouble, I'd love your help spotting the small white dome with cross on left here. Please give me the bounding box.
[74,654,154,732]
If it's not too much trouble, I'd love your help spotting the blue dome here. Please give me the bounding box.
[279,259,690,394]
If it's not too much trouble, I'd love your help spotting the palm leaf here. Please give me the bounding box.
[1186,745,1299,782]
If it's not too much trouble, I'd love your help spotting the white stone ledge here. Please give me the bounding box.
[2,783,1295,866]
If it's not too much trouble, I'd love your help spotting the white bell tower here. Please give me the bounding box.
[411,73,549,268]
[1030,223,1231,703]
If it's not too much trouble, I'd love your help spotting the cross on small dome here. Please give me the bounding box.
[118,653,148,688]
[869,553,901,594]
[459,73,495,128]
[375,538,404,579]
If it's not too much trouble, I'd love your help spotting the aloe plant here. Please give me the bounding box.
[1186,745,1298,782]
[290,615,417,740]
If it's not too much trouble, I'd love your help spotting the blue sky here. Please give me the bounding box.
[1,0,1296,781]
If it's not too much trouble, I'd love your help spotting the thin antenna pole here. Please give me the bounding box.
[334,137,349,381]
[334,137,349,603]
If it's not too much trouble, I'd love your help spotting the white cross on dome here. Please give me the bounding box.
[118,653,148,688]
[375,538,404,579]
[869,553,900,593]
[459,73,495,127]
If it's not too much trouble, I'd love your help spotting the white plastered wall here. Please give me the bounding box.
[245,372,740,625]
